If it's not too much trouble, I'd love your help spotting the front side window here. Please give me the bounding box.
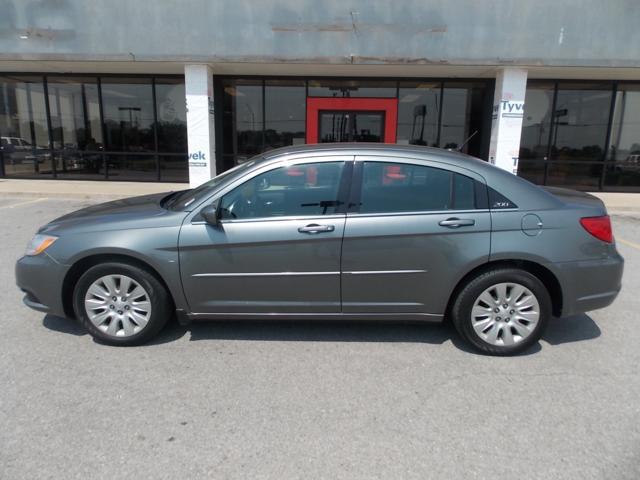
[219,162,345,220]
[358,162,477,214]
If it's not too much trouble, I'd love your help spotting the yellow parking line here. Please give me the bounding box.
[0,197,49,209]
[617,237,640,251]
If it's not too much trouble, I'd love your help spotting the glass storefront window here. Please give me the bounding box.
[608,85,640,162]
[308,79,396,98]
[604,163,640,189]
[520,82,555,163]
[1,75,187,182]
[221,78,489,167]
[107,154,157,181]
[441,83,486,154]
[47,76,104,180]
[101,78,155,153]
[605,84,640,190]
[550,84,612,163]
[397,82,440,146]
[47,77,102,150]
[159,154,189,183]
[155,79,187,154]
[546,162,603,190]
[440,86,470,151]
[519,81,640,191]
[0,75,52,178]
[517,159,546,186]
[223,80,263,163]
[264,80,305,150]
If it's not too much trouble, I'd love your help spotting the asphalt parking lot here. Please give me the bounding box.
[1,194,639,479]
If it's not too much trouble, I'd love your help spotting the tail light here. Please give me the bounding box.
[580,215,613,243]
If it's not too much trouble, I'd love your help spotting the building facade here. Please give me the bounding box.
[1,0,639,191]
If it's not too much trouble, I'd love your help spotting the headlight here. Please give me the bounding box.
[25,234,58,256]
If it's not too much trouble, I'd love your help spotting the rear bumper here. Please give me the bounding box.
[15,253,69,318]
[553,252,624,317]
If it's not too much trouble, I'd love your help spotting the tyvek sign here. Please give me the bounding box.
[488,69,528,175]
[185,65,216,188]
[492,100,525,120]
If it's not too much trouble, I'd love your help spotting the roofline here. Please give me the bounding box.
[262,142,476,160]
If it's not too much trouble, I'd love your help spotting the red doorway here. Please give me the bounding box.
[306,97,398,144]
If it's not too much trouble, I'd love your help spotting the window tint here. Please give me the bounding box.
[453,173,475,209]
[359,162,479,214]
[488,187,517,209]
[220,162,345,220]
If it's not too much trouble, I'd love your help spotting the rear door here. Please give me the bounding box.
[341,157,491,316]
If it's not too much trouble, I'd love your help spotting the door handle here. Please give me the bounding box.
[298,224,335,234]
[438,218,475,228]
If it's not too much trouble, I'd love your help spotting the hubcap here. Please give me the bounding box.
[471,282,540,347]
[84,275,152,338]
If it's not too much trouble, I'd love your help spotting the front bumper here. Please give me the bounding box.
[15,253,70,318]
[553,251,624,317]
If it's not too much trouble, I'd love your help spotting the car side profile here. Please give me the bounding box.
[15,144,624,355]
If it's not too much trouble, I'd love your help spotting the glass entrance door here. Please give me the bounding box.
[306,97,398,144]
[319,111,385,143]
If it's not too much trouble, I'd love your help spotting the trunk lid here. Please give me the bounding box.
[542,186,607,213]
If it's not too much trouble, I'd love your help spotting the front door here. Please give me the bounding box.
[179,158,352,314]
[306,97,398,144]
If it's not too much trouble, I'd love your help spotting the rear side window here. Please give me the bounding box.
[488,187,518,209]
[358,162,479,214]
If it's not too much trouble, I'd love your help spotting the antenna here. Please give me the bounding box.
[457,130,478,152]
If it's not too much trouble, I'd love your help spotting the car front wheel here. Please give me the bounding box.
[451,268,551,355]
[73,262,172,346]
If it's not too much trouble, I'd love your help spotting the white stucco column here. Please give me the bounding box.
[185,64,216,187]
[488,68,528,174]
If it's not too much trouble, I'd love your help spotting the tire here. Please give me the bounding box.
[451,268,551,356]
[73,262,173,346]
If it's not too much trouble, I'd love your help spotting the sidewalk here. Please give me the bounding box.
[0,178,187,199]
[0,178,638,214]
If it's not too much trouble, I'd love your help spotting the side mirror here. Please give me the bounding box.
[200,204,219,225]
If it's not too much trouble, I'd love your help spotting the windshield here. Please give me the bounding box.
[165,159,258,210]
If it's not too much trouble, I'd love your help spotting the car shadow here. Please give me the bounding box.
[163,319,534,355]
[542,313,601,345]
[43,314,87,336]
[42,312,602,354]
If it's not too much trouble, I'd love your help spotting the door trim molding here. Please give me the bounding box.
[343,269,427,275]
[192,271,340,278]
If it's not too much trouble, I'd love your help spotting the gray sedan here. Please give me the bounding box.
[15,144,624,355]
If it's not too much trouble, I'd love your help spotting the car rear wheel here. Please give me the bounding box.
[451,268,551,355]
[73,262,172,346]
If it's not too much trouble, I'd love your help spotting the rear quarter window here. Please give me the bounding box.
[488,187,518,209]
